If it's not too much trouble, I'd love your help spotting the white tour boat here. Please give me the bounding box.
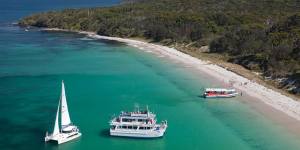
[109,106,167,138]
[45,81,81,144]
[203,88,239,98]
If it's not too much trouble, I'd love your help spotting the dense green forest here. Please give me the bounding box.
[19,0,300,95]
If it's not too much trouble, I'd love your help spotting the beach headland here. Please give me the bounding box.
[42,28,300,132]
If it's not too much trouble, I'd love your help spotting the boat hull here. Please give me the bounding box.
[45,132,81,144]
[110,124,167,138]
[110,130,166,138]
[204,93,239,98]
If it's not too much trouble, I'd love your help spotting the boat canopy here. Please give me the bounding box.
[205,88,236,92]
[62,125,76,132]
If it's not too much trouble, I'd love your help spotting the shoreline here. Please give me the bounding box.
[42,28,300,122]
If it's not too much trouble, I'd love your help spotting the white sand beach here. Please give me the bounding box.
[44,28,300,123]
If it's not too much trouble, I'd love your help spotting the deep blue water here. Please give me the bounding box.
[0,0,120,22]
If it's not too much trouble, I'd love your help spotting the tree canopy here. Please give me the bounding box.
[19,0,300,95]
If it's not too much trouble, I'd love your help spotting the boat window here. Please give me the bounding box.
[146,127,151,130]
[62,130,73,133]
[133,126,138,129]
[138,119,143,122]
[111,125,116,130]
[139,127,145,130]
[128,126,133,129]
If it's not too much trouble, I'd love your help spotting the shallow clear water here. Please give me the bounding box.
[1,1,300,150]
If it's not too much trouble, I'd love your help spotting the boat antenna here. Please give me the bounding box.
[134,103,139,112]
[146,105,149,117]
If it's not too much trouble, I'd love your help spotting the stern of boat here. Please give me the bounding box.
[44,131,51,142]
[57,132,81,144]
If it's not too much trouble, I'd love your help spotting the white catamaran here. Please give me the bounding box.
[45,81,81,144]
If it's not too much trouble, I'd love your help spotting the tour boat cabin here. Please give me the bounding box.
[203,88,239,98]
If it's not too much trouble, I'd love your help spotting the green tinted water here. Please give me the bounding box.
[1,30,300,150]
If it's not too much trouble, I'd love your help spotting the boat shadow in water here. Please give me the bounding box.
[99,129,111,138]
[197,95,205,98]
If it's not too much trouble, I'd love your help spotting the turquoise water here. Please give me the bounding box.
[1,1,300,150]
[1,27,300,150]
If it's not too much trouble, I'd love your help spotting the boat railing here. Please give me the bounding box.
[121,111,151,116]
[110,120,157,125]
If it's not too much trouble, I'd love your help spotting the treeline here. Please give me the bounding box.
[19,0,300,94]
[211,14,300,76]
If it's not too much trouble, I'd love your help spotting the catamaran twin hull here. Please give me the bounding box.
[45,132,81,144]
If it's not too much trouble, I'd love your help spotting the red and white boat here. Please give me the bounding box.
[203,88,239,98]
